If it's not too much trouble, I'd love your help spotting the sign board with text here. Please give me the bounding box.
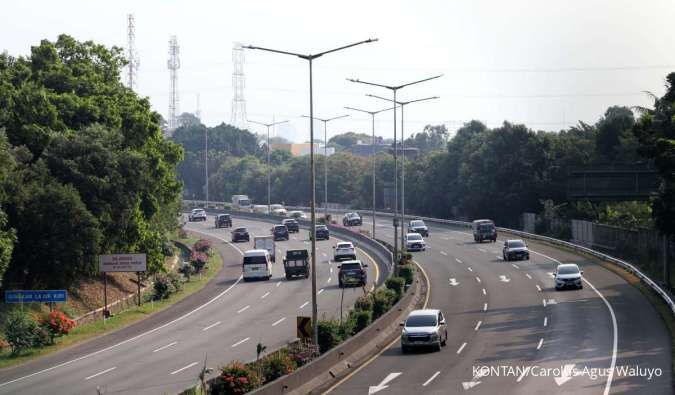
[5,290,67,303]
[98,254,147,272]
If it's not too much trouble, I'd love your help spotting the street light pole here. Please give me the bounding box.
[205,127,209,206]
[301,114,349,220]
[347,75,442,267]
[246,38,377,348]
[248,119,289,214]
[366,94,440,249]
[344,105,396,239]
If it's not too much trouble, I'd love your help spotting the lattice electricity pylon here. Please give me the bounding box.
[167,35,181,131]
[126,14,140,90]
[230,42,247,129]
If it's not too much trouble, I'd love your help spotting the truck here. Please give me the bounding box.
[231,195,251,211]
[283,249,309,279]
[254,235,276,262]
[472,219,497,243]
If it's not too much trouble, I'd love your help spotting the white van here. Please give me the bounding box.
[243,249,272,281]
[253,205,270,214]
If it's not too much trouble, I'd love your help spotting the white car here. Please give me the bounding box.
[400,309,448,352]
[554,263,583,290]
[333,242,356,262]
[405,232,426,251]
[289,210,306,220]
[189,208,207,222]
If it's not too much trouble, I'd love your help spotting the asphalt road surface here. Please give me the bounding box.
[0,215,381,395]
[326,214,672,395]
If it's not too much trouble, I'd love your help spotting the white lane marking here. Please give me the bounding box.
[499,275,511,283]
[512,264,519,269]
[483,303,488,311]
[482,288,487,295]
[330,267,333,273]
[322,252,327,257]
[475,277,481,283]
[202,321,221,331]
[422,371,441,387]
[456,258,463,264]
[440,251,448,256]
[237,305,250,313]
[555,364,577,386]
[170,362,199,375]
[84,367,116,381]
[496,255,502,260]
[543,299,547,307]
[536,285,542,292]
[456,342,468,354]
[544,317,548,327]
[525,273,532,280]
[0,273,243,389]
[276,281,281,287]
[318,288,325,295]
[441,237,450,241]
[478,248,487,253]
[467,267,473,272]
[326,277,332,284]
[474,321,482,331]
[369,372,402,395]
[231,337,250,348]
[299,301,309,309]
[272,317,286,327]
[449,278,460,286]
[516,366,531,382]
[153,341,178,353]
[462,369,485,390]
[537,338,544,350]
[261,291,270,299]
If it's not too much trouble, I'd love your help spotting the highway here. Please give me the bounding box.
[0,215,382,395]
[326,214,672,395]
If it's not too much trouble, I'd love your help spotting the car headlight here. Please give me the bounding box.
[430,333,439,339]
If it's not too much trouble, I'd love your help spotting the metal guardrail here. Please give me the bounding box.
[183,199,674,315]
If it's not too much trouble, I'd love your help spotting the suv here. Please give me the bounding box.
[408,220,429,237]
[231,227,250,242]
[189,208,207,222]
[555,264,583,290]
[282,219,299,233]
[405,233,426,251]
[333,242,356,262]
[310,225,330,241]
[289,210,306,220]
[472,219,497,242]
[343,212,362,226]
[503,239,529,261]
[400,309,448,352]
[338,260,368,287]
[215,214,232,228]
[271,225,289,241]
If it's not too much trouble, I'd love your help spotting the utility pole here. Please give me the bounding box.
[248,119,289,213]
[231,42,247,129]
[126,14,140,91]
[167,36,180,132]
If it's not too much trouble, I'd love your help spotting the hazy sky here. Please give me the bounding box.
[3,0,675,142]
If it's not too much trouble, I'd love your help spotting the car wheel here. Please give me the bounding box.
[441,335,447,347]
[435,342,442,352]
[503,254,508,261]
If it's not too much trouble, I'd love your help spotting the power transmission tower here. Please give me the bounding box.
[126,14,140,90]
[167,35,181,132]
[231,42,247,129]
[196,93,202,121]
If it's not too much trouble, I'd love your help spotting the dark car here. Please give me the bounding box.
[215,214,232,228]
[272,225,289,241]
[310,225,330,241]
[408,220,429,237]
[503,239,529,261]
[342,212,362,226]
[282,219,299,233]
[338,260,368,287]
[231,227,250,242]
[283,249,309,279]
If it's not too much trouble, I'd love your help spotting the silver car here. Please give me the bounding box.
[400,309,448,352]
[555,263,584,290]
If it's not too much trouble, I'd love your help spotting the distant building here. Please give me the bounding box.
[271,142,335,157]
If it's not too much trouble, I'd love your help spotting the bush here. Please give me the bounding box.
[349,310,371,334]
[211,361,261,394]
[161,238,175,257]
[372,288,397,320]
[354,295,373,312]
[43,310,76,343]
[193,239,212,254]
[177,227,188,239]
[286,342,315,367]
[190,251,209,273]
[154,272,182,299]
[261,351,297,383]
[32,325,51,347]
[3,310,38,355]
[399,265,414,285]
[385,277,405,301]
[317,319,344,354]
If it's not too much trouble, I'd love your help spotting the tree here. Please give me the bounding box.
[595,106,635,163]
[328,132,372,150]
[404,124,448,153]
[177,112,202,128]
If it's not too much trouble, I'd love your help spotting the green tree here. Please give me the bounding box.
[595,106,635,163]
[328,131,372,150]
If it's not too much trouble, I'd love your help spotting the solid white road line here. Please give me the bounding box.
[525,273,532,280]
[537,338,544,350]
[261,291,270,299]
[272,317,286,327]
[423,371,441,387]
[456,258,463,264]
[511,264,519,269]
[170,362,199,375]
[84,367,116,381]
[326,277,331,284]
[457,342,467,354]
[536,285,542,292]
[276,281,281,287]
[474,321,482,331]
[318,288,325,295]
[483,303,488,311]
[544,317,548,327]
[237,305,250,313]
[202,321,221,331]
[482,288,487,295]
[516,366,531,382]
[479,248,487,253]
[440,251,448,256]
[467,267,473,272]
[299,301,309,309]
[231,337,250,348]
[153,341,177,353]
[475,277,481,283]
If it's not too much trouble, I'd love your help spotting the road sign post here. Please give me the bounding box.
[98,254,147,320]
[4,290,67,304]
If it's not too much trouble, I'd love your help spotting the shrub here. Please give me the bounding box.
[317,319,344,354]
[286,342,315,367]
[154,272,182,299]
[3,310,38,355]
[349,310,371,334]
[372,288,397,320]
[193,239,212,254]
[385,277,405,301]
[354,295,373,312]
[161,238,175,257]
[190,251,209,273]
[43,310,76,343]
[261,351,296,383]
[32,325,51,347]
[211,361,261,394]
[177,227,188,239]
[399,265,414,285]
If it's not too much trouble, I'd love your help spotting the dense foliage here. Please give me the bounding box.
[0,35,183,289]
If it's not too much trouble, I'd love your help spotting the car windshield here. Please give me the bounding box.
[479,224,494,231]
[340,263,361,271]
[408,234,422,241]
[316,226,327,230]
[274,226,286,231]
[337,243,352,249]
[234,228,247,232]
[243,256,267,265]
[406,314,437,327]
[411,221,424,227]
[558,266,580,275]
[509,241,525,248]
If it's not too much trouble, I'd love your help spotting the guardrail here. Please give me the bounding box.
[183,200,674,315]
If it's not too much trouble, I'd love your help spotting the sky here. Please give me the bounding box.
[2,0,675,143]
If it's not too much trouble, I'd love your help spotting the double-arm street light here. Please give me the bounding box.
[347,74,443,267]
[247,119,289,213]
[366,94,440,249]
[344,105,396,239]
[301,114,349,219]
[245,38,377,347]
